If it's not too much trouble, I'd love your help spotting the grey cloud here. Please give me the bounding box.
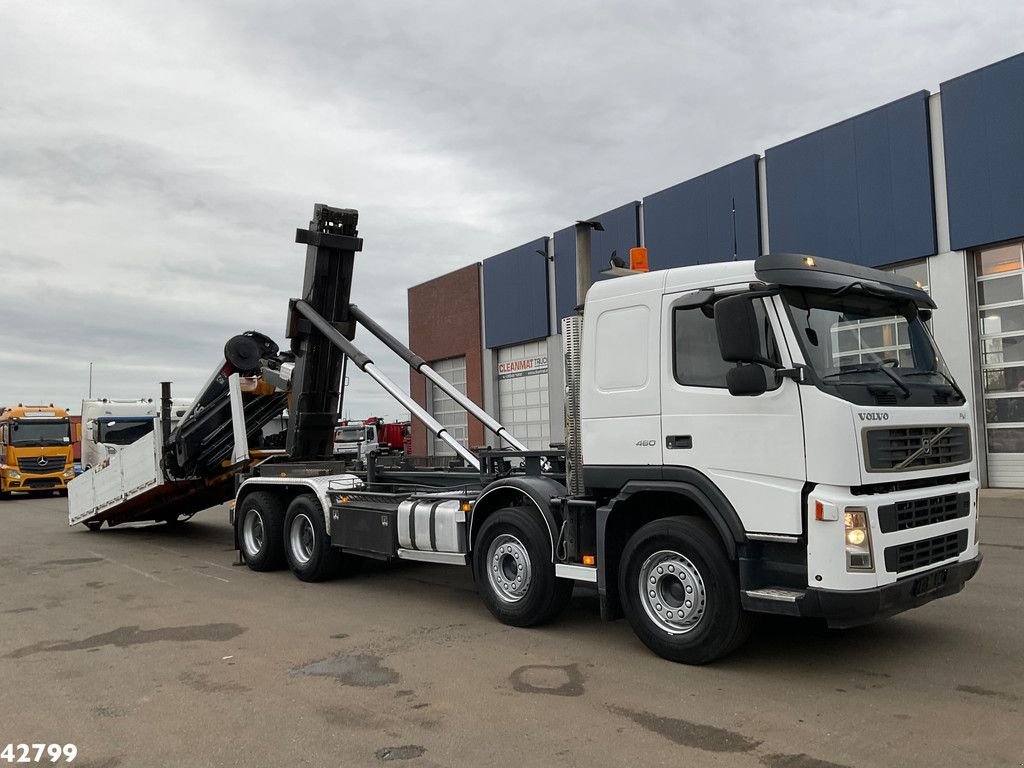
[2,0,1023,417]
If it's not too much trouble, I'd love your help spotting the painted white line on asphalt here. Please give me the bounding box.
[87,550,174,586]
[142,542,235,572]
[189,569,230,584]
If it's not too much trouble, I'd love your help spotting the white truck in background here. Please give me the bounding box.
[80,398,193,470]
[332,422,375,461]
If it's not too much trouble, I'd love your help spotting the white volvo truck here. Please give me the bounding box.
[218,206,981,664]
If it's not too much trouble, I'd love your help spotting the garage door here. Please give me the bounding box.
[429,356,468,456]
[497,340,550,450]
[976,242,1024,487]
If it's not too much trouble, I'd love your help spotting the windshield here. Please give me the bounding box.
[783,288,964,407]
[97,418,154,445]
[10,420,71,446]
[334,426,364,442]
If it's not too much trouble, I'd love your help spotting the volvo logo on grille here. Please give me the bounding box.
[896,427,952,469]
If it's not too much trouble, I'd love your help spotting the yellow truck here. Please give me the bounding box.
[0,405,75,497]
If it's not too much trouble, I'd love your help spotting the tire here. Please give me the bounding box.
[283,494,346,582]
[472,506,573,627]
[85,521,103,532]
[619,516,752,664]
[238,491,285,571]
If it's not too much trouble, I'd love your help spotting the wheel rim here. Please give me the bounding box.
[289,513,315,565]
[242,509,264,556]
[486,533,532,603]
[638,549,707,635]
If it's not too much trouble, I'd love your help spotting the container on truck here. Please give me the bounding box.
[68,355,288,530]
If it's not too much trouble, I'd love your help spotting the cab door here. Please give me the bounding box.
[660,291,806,535]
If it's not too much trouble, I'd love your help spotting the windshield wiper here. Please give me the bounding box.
[821,363,911,397]
[903,369,966,401]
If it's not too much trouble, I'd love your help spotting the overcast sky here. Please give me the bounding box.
[2,0,1022,419]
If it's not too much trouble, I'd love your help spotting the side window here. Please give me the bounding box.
[673,299,780,388]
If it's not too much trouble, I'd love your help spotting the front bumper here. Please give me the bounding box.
[801,553,982,628]
[5,474,71,491]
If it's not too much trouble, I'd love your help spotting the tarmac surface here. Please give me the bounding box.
[0,491,1021,768]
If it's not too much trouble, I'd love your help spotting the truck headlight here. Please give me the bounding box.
[844,507,873,571]
[7,470,21,480]
[63,468,75,478]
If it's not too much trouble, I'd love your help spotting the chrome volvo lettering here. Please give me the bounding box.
[858,412,890,422]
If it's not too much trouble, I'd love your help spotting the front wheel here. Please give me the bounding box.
[472,506,573,627]
[619,517,752,664]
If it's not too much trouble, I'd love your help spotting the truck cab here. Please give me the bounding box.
[81,398,193,470]
[577,254,980,660]
[332,422,376,461]
[0,405,76,496]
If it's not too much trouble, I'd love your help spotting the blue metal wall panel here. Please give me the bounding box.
[643,156,761,268]
[766,91,936,266]
[482,237,550,349]
[553,225,576,323]
[942,53,1024,251]
[588,201,641,285]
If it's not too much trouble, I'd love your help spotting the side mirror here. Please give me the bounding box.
[715,294,777,397]
[726,364,768,397]
[715,295,774,366]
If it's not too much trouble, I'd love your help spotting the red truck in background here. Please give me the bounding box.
[366,417,412,455]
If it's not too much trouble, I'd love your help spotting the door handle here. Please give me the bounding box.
[666,435,692,449]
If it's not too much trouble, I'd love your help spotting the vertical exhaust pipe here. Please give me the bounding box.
[160,381,172,443]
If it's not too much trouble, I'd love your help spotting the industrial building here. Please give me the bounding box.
[407,52,1024,488]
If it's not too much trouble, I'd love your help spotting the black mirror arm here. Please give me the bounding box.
[745,354,781,369]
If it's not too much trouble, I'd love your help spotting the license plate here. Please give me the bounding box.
[913,569,948,597]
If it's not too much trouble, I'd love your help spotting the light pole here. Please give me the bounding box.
[88,362,93,399]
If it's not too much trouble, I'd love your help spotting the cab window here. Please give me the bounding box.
[673,299,780,388]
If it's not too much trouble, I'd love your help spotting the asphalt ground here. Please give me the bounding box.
[0,491,1021,768]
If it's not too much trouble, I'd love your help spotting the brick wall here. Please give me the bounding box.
[407,263,484,455]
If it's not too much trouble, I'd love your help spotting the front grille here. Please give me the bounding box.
[17,457,67,474]
[864,425,971,472]
[883,531,968,574]
[877,493,971,533]
[25,478,59,488]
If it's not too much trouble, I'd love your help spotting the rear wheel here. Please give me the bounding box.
[472,506,573,627]
[85,521,103,532]
[284,494,348,582]
[619,517,752,664]
[238,491,285,571]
